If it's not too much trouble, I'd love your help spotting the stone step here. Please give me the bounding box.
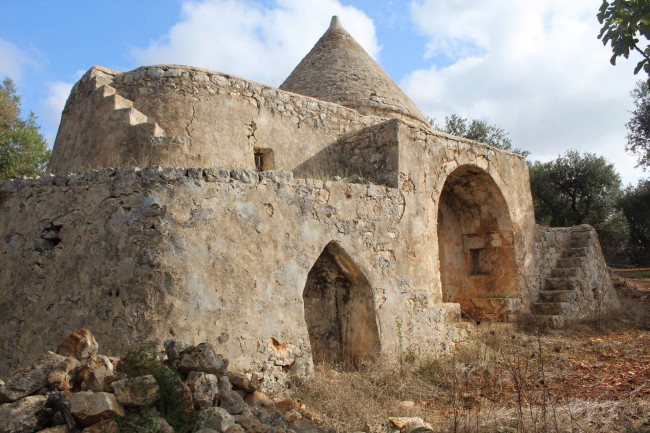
[539,290,575,303]
[95,84,116,99]
[132,121,166,137]
[533,314,566,328]
[570,239,592,248]
[545,277,578,291]
[571,231,592,240]
[561,247,588,258]
[533,302,567,315]
[556,257,584,268]
[113,107,148,125]
[109,93,135,110]
[550,267,578,278]
[88,75,113,91]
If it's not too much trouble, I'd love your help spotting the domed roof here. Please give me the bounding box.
[280,16,429,127]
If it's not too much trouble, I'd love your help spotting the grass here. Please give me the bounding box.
[613,268,650,280]
[290,281,650,433]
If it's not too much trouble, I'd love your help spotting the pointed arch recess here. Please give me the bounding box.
[302,241,380,364]
[437,165,520,321]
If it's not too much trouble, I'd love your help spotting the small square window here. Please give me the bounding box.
[470,248,489,275]
[254,147,274,172]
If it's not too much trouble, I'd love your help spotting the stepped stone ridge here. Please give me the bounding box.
[280,16,429,127]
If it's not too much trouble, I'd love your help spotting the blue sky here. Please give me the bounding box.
[1,0,646,184]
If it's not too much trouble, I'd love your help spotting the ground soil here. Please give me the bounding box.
[292,275,650,433]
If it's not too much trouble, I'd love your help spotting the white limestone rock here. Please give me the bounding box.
[0,353,67,403]
[56,330,98,361]
[111,375,159,406]
[195,407,235,433]
[177,343,228,376]
[185,371,219,409]
[0,395,48,433]
[69,391,124,427]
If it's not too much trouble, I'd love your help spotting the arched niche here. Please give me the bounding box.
[302,242,380,364]
[437,165,520,321]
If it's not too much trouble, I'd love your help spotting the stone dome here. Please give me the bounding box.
[280,16,429,127]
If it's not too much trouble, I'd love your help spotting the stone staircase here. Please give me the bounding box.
[89,79,166,139]
[533,230,592,326]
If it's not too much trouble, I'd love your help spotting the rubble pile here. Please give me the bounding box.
[0,330,330,433]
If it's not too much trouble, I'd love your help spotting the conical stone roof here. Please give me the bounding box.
[280,16,429,127]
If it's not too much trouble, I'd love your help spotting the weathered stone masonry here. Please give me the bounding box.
[0,16,617,382]
[0,168,464,379]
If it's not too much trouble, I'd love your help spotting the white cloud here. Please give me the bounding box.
[42,81,74,126]
[0,38,38,82]
[402,0,646,184]
[131,0,379,87]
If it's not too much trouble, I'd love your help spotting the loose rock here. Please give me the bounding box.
[70,391,124,427]
[185,371,220,409]
[76,356,114,392]
[244,391,274,409]
[388,417,434,433]
[111,375,159,406]
[219,389,244,415]
[47,357,80,391]
[1,353,67,402]
[163,339,189,366]
[0,395,48,433]
[80,419,118,433]
[228,372,256,393]
[196,407,235,432]
[56,330,98,361]
[177,343,228,376]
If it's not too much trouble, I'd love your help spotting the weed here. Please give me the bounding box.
[116,343,195,432]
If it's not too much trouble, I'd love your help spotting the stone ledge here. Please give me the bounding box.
[0,167,398,197]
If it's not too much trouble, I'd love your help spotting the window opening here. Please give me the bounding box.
[254,147,274,171]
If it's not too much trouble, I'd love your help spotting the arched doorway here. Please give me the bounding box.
[437,165,520,321]
[303,242,380,364]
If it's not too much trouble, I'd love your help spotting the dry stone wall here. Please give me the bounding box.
[0,168,466,381]
[533,225,619,321]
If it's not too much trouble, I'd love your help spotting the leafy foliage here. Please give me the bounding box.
[529,150,629,257]
[619,178,650,264]
[626,80,650,169]
[430,114,529,157]
[597,0,650,76]
[117,343,195,432]
[0,78,50,179]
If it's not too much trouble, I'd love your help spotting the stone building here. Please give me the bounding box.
[0,17,617,383]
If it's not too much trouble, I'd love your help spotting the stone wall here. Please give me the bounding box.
[0,168,466,381]
[393,122,538,317]
[49,65,389,174]
[533,225,618,320]
[294,119,400,187]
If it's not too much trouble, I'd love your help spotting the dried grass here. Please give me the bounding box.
[290,320,650,433]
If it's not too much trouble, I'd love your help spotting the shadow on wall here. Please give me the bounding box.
[302,241,381,364]
[437,165,520,321]
[293,120,400,187]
